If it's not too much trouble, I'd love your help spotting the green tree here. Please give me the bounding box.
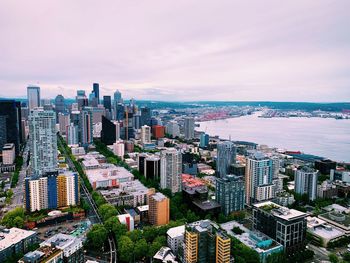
[1,207,25,228]
[134,238,148,260]
[104,216,127,240]
[148,240,162,258]
[127,229,143,242]
[329,253,339,263]
[98,203,118,221]
[13,216,25,228]
[343,252,350,262]
[86,224,108,250]
[118,236,134,263]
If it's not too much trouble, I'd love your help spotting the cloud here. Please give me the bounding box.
[0,0,349,101]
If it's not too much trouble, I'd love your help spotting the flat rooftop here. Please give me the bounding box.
[254,201,307,220]
[100,180,149,197]
[40,233,81,251]
[192,199,221,211]
[0,228,36,251]
[85,165,134,183]
[167,225,185,239]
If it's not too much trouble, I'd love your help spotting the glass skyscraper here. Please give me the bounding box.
[216,141,236,178]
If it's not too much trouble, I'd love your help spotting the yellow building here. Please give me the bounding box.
[184,220,231,263]
[148,192,169,226]
[57,172,79,208]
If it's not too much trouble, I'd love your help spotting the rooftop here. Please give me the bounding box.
[2,143,14,150]
[85,165,134,183]
[40,233,81,251]
[192,199,221,211]
[167,225,185,239]
[151,192,168,202]
[136,205,149,212]
[0,227,36,251]
[254,201,307,220]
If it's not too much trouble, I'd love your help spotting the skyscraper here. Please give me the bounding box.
[166,121,180,138]
[216,141,236,178]
[101,115,120,145]
[58,113,70,135]
[103,95,112,111]
[114,90,122,104]
[160,148,182,193]
[92,83,100,104]
[76,90,88,110]
[216,175,245,215]
[200,133,209,148]
[54,94,65,116]
[141,125,151,144]
[140,107,151,126]
[79,108,93,147]
[29,108,57,176]
[0,100,22,154]
[245,152,274,205]
[294,166,318,201]
[66,123,79,145]
[27,85,40,110]
[184,117,195,140]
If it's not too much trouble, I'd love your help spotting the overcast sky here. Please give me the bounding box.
[0,0,349,101]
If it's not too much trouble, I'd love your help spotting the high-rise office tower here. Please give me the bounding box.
[114,90,122,105]
[166,121,180,138]
[245,152,274,205]
[58,113,70,135]
[27,85,40,110]
[200,133,209,148]
[66,123,79,145]
[54,94,65,116]
[294,166,318,201]
[216,175,245,215]
[140,107,151,126]
[79,109,93,147]
[76,90,88,110]
[184,117,195,140]
[144,155,161,181]
[160,148,182,193]
[101,115,120,145]
[148,192,170,226]
[252,201,307,255]
[184,220,231,263]
[141,125,151,144]
[0,100,22,154]
[92,83,100,104]
[103,95,112,111]
[216,141,236,178]
[29,108,57,176]
[88,92,98,107]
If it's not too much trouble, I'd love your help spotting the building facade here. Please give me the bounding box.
[294,166,318,201]
[216,141,236,178]
[160,148,182,193]
[27,85,40,110]
[148,192,170,226]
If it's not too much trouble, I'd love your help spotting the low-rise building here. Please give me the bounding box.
[306,216,345,247]
[100,180,150,207]
[318,212,350,234]
[85,164,133,189]
[118,214,135,231]
[221,221,283,263]
[0,227,37,262]
[153,247,178,263]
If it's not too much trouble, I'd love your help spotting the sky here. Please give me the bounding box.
[0,0,349,102]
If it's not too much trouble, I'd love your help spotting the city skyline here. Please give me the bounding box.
[1,1,350,102]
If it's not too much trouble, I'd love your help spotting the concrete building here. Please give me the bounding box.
[144,155,161,181]
[306,216,345,247]
[0,227,37,262]
[66,123,79,145]
[27,85,40,110]
[166,121,180,138]
[85,164,134,189]
[184,117,195,140]
[330,169,350,183]
[149,192,170,226]
[294,166,318,201]
[58,112,70,135]
[252,201,307,255]
[221,221,283,263]
[29,108,57,176]
[100,180,150,207]
[54,94,65,115]
[160,148,182,193]
[141,125,151,144]
[216,174,245,215]
[57,172,79,207]
[2,143,15,165]
[152,125,165,139]
[117,214,135,231]
[245,152,274,205]
[216,141,236,178]
[153,247,178,263]
[113,140,125,160]
[184,220,231,263]
[167,225,185,255]
[79,108,93,147]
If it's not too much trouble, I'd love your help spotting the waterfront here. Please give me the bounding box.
[197,112,350,162]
